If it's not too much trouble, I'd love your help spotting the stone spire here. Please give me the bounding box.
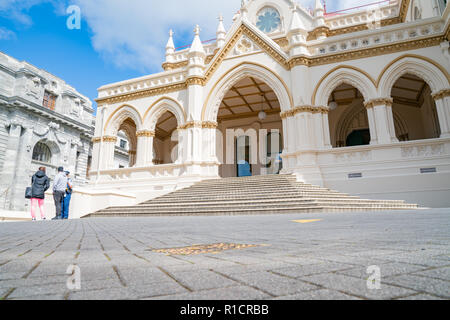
[314,0,326,28]
[189,25,206,56]
[288,5,308,56]
[289,4,306,32]
[165,29,175,64]
[188,25,206,78]
[216,15,226,49]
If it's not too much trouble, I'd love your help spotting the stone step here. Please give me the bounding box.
[99,198,416,212]
[87,174,419,218]
[91,205,417,217]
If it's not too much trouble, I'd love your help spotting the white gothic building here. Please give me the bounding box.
[0,51,95,212]
[75,0,450,217]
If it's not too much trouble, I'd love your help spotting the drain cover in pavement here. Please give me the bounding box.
[152,243,259,256]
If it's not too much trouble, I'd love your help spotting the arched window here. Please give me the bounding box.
[32,142,52,163]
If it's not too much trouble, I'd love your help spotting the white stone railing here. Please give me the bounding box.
[317,137,450,165]
[325,0,399,30]
[310,17,444,56]
[97,70,187,99]
[96,163,189,180]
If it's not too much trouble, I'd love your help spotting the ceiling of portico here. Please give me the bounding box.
[155,111,177,140]
[328,74,428,108]
[218,77,281,122]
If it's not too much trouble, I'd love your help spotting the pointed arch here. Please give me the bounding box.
[143,97,186,131]
[313,66,378,107]
[104,104,143,136]
[202,62,293,122]
[377,55,450,97]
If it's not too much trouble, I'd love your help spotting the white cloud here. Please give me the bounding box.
[0,0,390,72]
[0,27,16,40]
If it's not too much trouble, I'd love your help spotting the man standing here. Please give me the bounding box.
[62,171,73,220]
[52,167,67,220]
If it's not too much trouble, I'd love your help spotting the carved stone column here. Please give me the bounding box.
[136,130,155,167]
[432,89,450,138]
[365,98,398,145]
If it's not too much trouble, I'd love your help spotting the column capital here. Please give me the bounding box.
[364,98,393,109]
[281,105,329,119]
[136,130,156,138]
[92,136,117,144]
[177,121,218,130]
[431,89,450,101]
[185,76,206,86]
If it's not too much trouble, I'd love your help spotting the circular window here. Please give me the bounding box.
[32,142,52,163]
[256,7,281,34]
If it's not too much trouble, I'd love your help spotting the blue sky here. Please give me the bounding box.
[0,0,378,112]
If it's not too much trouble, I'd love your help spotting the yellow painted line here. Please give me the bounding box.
[292,219,323,224]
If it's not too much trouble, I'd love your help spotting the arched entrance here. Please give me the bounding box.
[390,74,441,141]
[215,76,284,178]
[327,83,372,148]
[153,111,179,165]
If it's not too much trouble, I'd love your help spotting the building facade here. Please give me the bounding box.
[81,0,450,217]
[0,51,95,212]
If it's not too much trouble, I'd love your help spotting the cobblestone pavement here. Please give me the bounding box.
[0,209,449,300]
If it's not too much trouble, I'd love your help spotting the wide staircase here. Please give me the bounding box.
[87,174,418,217]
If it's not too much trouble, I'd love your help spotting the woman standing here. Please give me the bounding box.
[30,167,50,221]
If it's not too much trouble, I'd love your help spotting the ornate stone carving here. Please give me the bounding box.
[401,144,444,158]
[364,98,394,109]
[431,89,450,100]
[136,130,156,138]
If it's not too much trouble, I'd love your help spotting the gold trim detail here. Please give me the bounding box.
[136,130,156,138]
[376,54,450,86]
[201,61,294,121]
[290,36,444,68]
[326,0,411,37]
[364,98,393,109]
[204,24,290,83]
[307,26,330,41]
[280,106,329,119]
[177,121,218,130]
[432,89,450,100]
[92,136,118,144]
[186,76,206,86]
[162,61,188,71]
[96,82,187,105]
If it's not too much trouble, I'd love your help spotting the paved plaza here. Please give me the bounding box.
[0,209,449,300]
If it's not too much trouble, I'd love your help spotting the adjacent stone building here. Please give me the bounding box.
[0,51,95,212]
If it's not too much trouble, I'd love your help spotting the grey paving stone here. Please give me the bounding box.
[301,273,417,300]
[68,287,138,300]
[146,285,270,300]
[396,294,445,300]
[0,209,449,300]
[132,281,189,298]
[383,274,450,298]
[8,283,69,299]
[228,271,320,297]
[411,266,450,281]
[10,294,65,300]
[336,263,428,279]
[270,262,355,278]
[169,270,237,291]
[119,266,169,285]
[273,289,361,300]
[0,272,26,281]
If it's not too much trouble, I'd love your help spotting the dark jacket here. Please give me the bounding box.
[31,170,50,199]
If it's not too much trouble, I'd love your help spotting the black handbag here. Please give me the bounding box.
[25,187,32,199]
